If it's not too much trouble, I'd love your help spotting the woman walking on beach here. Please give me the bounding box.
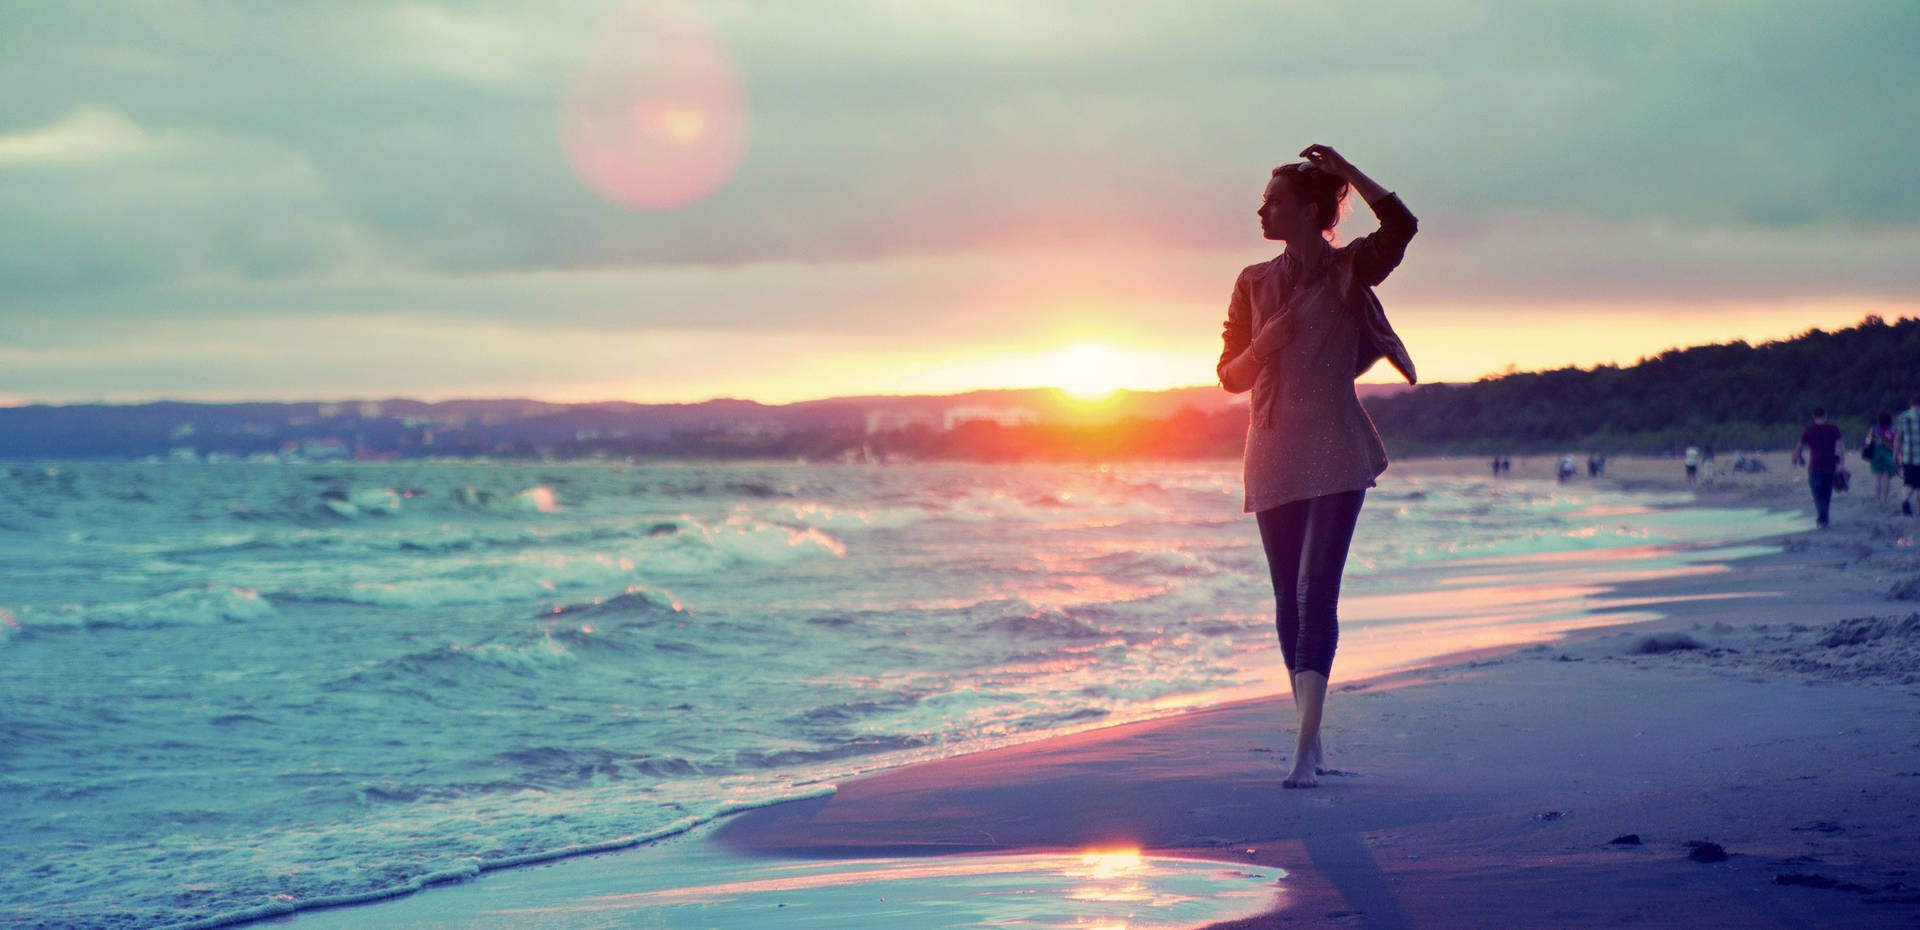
[1216,144,1417,788]
[1867,410,1897,506]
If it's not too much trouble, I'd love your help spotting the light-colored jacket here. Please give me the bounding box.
[1216,192,1419,407]
[1217,194,1419,511]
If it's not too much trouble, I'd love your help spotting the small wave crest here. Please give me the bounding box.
[313,551,641,608]
[762,502,926,532]
[149,785,835,930]
[270,514,844,609]
[318,486,406,518]
[631,515,846,575]
[1086,548,1214,579]
[541,585,686,622]
[940,488,1168,525]
[12,584,273,631]
[453,636,577,675]
[978,608,1112,641]
[726,735,930,769]
[213,481,574,528]
[488,745,706,783]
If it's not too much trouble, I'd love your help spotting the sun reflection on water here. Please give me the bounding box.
[1078,847,1144,878]
[1068,847,1150,904]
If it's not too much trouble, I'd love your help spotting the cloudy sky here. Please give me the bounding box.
[2,1,1914,405]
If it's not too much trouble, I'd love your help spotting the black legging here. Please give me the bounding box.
[1255,489,1365,677]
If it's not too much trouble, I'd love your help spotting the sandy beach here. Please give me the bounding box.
[18,5,1919,926]
[279,455,1920,929]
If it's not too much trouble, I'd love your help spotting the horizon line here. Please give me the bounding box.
[0,381,1284,411]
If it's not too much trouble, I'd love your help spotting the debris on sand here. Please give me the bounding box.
[1629,633,1702,654]
[1684,841,1728,863]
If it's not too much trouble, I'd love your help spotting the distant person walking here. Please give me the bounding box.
[1867,410,1898,506]
[1683,446,1701,484]
[1217,144,1416,789]
[1898,396,1920,517]
[1791,407,1844,529]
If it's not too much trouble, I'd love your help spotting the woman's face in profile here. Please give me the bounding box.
[1258,176,1307,242]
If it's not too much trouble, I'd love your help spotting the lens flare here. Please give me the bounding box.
[560,0,747,210]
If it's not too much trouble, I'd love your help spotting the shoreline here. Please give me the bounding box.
[253,456,1920,928]
[709,460,1920,927]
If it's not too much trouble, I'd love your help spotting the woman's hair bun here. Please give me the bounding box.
[1270,161,1350,236]
[1292,163,1341,190]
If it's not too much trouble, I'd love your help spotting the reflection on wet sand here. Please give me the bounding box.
[483,847,1280,928]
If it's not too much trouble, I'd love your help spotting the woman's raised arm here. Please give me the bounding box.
[1302,144,1417,288]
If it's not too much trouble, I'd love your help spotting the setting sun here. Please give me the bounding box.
[1043,343,1133,399]
[1023,342,1209,400]
[868,339,1216,401]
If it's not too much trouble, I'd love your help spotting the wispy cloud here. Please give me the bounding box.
[0,107,155,166]
[379,3,571,86]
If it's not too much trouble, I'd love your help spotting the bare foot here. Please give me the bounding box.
[1282,762,1319,789]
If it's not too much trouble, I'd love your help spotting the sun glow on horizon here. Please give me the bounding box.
[884,340,1214,401]
[1045,343,1145,399]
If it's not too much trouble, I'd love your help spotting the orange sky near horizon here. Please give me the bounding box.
[561,299,1905,408]
[7,297,1889,409]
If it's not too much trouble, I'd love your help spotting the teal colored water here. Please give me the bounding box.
[0,461,1794,928]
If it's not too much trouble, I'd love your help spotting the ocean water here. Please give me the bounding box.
[0,460,1797,929]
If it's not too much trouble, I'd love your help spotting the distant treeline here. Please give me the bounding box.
[848,314,1918,461]
[1363,314,1918,455]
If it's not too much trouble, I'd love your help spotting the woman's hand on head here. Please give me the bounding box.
[1299,144,1356,179]
[1300,144,1393,209]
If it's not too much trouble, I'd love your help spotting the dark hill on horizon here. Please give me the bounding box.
[1364,314,1918,454]
[0,316,1910,459]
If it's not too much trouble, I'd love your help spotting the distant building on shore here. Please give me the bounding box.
[864,410,937,435]
[942,406,1037,431]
